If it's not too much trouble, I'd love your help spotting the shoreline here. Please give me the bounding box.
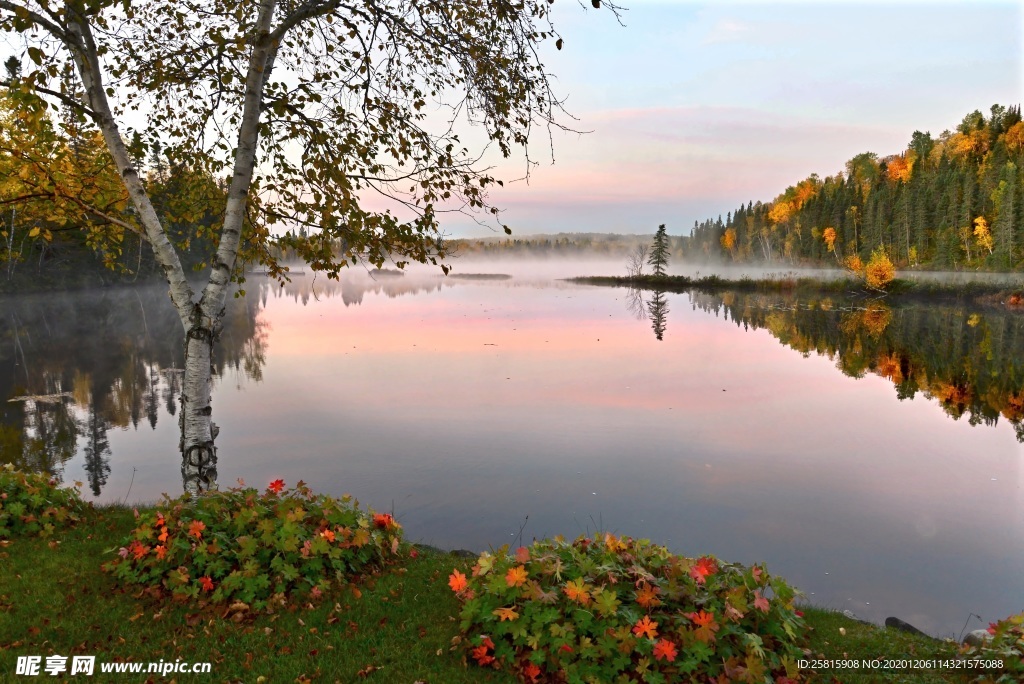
[568,273,1024,306]
[2,492,1012,682]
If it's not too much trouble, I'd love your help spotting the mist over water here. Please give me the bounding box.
[2,258,1022,637]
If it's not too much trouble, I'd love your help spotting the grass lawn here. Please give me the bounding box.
[0,506,989,683]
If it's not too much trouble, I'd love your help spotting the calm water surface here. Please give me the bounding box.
[2,260,1021,637]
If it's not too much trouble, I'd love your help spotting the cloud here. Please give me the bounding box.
[495,105,904,200]
[439,105,915,234]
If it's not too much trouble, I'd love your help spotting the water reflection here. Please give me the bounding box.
[647,291,669,341]
[0,272,494,492]
[5,273,1024,500]
[625,286,669,341]
[681,291,1024,442]
[0,285,266,491]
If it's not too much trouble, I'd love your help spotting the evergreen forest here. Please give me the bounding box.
[687,104,1024,271]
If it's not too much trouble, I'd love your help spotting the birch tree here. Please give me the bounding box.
[0,0,617,494]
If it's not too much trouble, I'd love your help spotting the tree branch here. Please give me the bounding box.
[0,0,72,43]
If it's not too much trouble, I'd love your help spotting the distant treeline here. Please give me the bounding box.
[447,233,678,258]
[687,104,1024,270]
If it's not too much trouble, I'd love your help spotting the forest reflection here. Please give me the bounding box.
[5,273,1023,496]
[680,290,1024,442]
[0,272,471,493]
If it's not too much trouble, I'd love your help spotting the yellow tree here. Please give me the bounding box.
[0,80,133,273]
[885,155,912,183]
[720,227,736,255]
[864,246,895,290]
[768,200,794,226]
[1005,122,1024,153]
[822,226,837,253]
[0,87,56,275]
[973,216,994,256]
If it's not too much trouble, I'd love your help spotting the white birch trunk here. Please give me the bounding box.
[180,330,218,493]
[62,0,280,495]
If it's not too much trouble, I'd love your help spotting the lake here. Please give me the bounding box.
[2,259,1022,638]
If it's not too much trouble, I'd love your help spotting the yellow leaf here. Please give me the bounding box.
[493,607,519,621]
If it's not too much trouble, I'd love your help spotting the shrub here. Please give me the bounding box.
[449,534,807,683]
[865,246,896,290]
[0,463,85,538]
[967,612,1023,683]
[107,480,403,610]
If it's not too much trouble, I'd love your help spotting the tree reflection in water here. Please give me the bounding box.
[7,275,1023,495]
[685,290,1024,442]
[0,271,454,493]
[0,283,266,492]
[623,286,1024,441]
[625,286,669,341]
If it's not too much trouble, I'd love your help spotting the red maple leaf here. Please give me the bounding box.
[653,638,678,662]
[522,662,542,682]
[199,576,214,592]
[267,479,285,493]
[635,582,661,608]
[689,610,715,627]
[562,578,591,605]
[448,569,468,593]
[690,556,718,584]
[472,636,496,666]
[373,513,396,529]
[632,616,658,639]
[188,520,205,539]
[753,590,770,613]
[505,565,528,588]
[472,645,494,666]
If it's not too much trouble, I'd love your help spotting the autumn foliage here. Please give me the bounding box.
[449,534,806,682]
[885,155,913,183]
[0,464,85,538]
[720,227,737,253]
[822,227,837,253]
[962,611,1024,681]
[864,247,896,290]
[843,254,864,275]
[689,104,1024,270]
[108,481,404,609]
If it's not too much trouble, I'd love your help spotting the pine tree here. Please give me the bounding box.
[647,224,670,276]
